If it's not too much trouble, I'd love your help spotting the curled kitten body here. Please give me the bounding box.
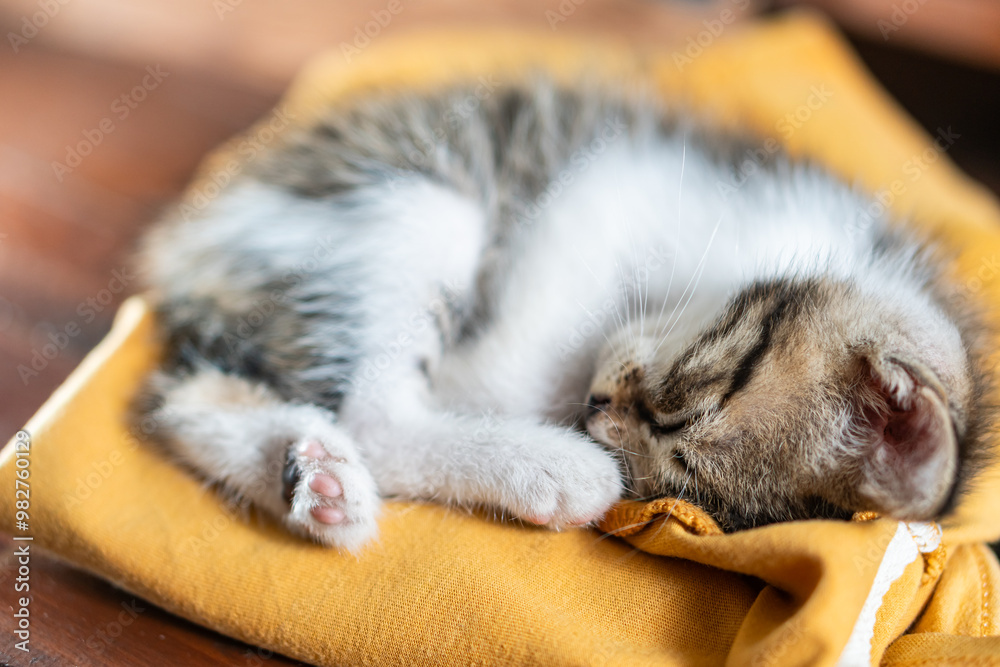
[134,77,992,549]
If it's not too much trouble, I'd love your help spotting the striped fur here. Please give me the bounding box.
[133,77,994,548]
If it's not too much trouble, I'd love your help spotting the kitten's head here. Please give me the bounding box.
[585,267,991,531]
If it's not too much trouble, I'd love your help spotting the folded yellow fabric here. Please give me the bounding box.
[4,12,1000,666]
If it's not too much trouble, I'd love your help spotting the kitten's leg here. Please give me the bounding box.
[137,365,379,551]
[348,405,624,527]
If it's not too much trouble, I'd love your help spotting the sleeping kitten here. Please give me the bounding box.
[134,78,992,550]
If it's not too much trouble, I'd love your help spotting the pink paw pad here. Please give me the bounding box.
[311,506,346,525]
[297,440,327,460]
[309,473,343,498]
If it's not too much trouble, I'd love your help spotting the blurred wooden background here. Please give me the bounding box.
[0,0,998,664]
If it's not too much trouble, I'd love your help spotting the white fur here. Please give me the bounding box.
[152,134,966,548]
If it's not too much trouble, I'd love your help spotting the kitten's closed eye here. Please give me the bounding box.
[629,399,700,436]
[587,271,986,533]
[650,412,703,437]
[137,72,992,550]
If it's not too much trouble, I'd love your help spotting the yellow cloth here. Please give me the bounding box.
[4,12,1000,666]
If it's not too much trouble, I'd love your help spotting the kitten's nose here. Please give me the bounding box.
[585,394,612,419]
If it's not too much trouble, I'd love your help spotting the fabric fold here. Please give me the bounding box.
[4,13,1000,666]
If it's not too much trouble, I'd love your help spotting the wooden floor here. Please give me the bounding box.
[0,0,998,664]
[0,37,291,667]
[0,0,773,447]
[0,46,278,443]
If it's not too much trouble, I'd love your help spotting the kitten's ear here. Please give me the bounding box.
[849,355,957,520]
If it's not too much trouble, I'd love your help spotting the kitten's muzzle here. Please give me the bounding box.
[585,394,612,419]
[584,394,620,449]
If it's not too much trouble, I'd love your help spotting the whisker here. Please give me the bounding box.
[616,448,650,458]
[651,211,725,356]
[625,215,646,343]
[614,258,636,353]
[628,492,664,502]
[599,471,693,559]
[594,405,636,487]
[570,404,650,459]
[593,518,655,541]
[654,138,686,326]
[612,178,639,354]
[573,299,625,367]
[573,246,632,355]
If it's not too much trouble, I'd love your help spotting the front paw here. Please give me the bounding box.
[503,435,624,529]
[282,436,380,551]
